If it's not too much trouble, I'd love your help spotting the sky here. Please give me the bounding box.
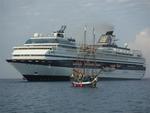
[0,0,150,78]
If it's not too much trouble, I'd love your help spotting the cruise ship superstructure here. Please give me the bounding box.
[7,26,146,81]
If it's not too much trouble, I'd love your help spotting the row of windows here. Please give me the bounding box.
[25,38,75,45]
[14,48,51,50]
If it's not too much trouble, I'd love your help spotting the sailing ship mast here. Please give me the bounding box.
[71,26,98,88]
[83,25,87,76]
[80,26,98,78]
[92,27,96,76]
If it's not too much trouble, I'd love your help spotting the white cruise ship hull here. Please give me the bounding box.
[7,60,145,81]
[8,61,72,81]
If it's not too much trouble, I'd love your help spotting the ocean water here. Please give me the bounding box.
[0,79,150,113]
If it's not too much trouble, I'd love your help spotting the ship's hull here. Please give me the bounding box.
[7,59,145,81]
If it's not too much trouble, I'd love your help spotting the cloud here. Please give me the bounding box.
[83,2,94,7]
[106,0,130,3]
[26,12,41,16]
[129,28,150,77]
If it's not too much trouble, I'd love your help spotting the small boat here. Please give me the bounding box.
[71,73,98,88]
[71,26,100,88]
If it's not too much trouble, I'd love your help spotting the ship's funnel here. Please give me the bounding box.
[98,30,117,46]
[106,31,113,35]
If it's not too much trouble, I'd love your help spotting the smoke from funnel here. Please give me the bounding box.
[129,28,150,78]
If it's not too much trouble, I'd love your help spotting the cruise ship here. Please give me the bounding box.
[7,26,146,81]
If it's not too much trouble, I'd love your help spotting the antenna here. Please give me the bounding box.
[92,27,96,76]
[84,25,87,48]
[93,27,95,46]
[83,25,87,75]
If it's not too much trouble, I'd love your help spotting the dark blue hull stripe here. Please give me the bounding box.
[7,59,146,70]
[23,75,70,81]
[23,75,142,81]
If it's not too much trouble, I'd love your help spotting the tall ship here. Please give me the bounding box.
[7,26,146,81]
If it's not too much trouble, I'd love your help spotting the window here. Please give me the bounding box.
[25,38,75,46]
[25,39,59,44]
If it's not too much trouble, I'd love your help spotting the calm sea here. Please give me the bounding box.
[0,78,150,113]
